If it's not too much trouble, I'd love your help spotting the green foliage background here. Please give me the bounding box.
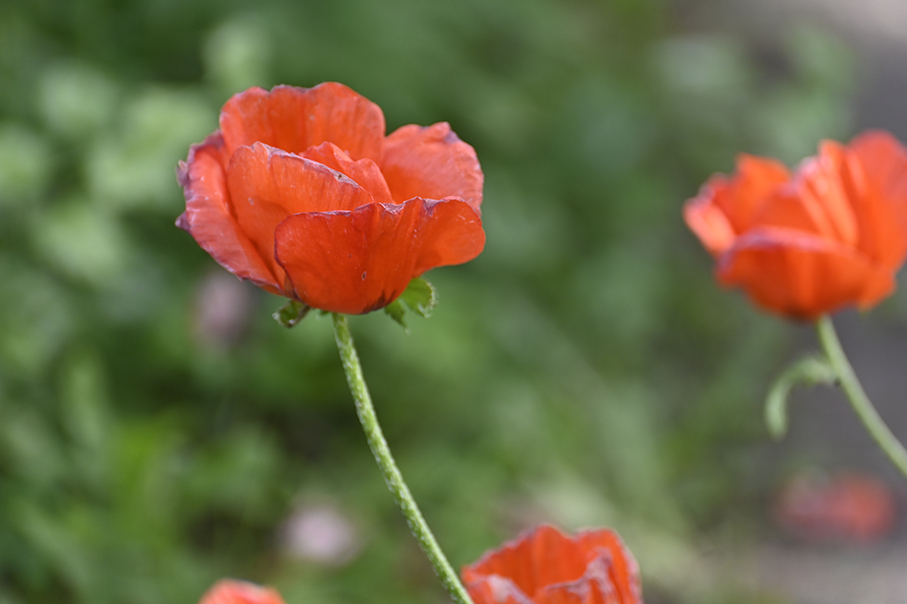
[0,0,855,602]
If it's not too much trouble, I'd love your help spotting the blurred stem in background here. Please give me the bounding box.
[817,315,907,480]
[331,313,473,604]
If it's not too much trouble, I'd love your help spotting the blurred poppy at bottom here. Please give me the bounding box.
[198,580,286,604]
[773,471,897,543]
[462,524,643,604]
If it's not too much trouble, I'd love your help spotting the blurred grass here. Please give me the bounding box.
[0,0,856,602]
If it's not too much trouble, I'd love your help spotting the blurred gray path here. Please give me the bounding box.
[749,544,907,604]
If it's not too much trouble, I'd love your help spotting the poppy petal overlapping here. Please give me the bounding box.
[177,83,485,315]
[684,131,907,319]
[462,525,643,604]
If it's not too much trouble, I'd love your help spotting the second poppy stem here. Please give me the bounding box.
[331,313,473,604]
[817,315,907,480]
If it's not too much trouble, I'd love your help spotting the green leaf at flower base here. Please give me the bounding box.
[384,299,408,331]
[400,277,437,318]
[272,300,310,328]
[765,354,837,439]
[383,278,437,331]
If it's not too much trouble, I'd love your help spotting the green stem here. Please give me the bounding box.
[331,313,473,604]
[816,315,907,480]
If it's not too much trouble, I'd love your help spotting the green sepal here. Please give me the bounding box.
[384,300,408,331]
[383,278,437,331]
[272,300,311,328]
[765,354,837,439]
[400,277,437,318]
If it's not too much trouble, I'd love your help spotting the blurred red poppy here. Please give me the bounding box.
[684,131,907,319]
[198,580,286,604]
[177,83,485,315]
[774,471,896,543]
[462,525,642,604]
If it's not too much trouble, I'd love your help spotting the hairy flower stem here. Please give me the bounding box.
[331,313,473,604]
[817,315,907,480]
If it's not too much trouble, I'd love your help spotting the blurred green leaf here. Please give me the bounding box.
[86,88,214,212]
[0,257,72,375]
[38,61,119,141]
[32,198,131,286]
[0,124,52,206]
[1,410,66,486]
[204,16,273,94]
[787,25,855,92]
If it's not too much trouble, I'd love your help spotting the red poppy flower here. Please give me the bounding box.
[198,580,286,604]
[462,525,643,604]
[773,471,896,543]
[177,83,485,315]
[684,131,907,319]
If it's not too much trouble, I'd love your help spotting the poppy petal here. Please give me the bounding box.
[464,525,575,595]
[466,575,535,604]
[198,580,286,604]
[849,130,907,204]
[684,178,738,255]
[685,156,789,255]
[574,530,642,604]
[751,185,838,239]
[382,122,483,211]
[226,143,375,292]
[274,198,484,314]
[533,558,624,604]
[844,130,907,269]
[220,83,385,161]
[177,133,282,294]
[718,226,878,319]
[462,525,642,604]
[715,155,790,233]
[749,145,859,244]
[302,142,394,205]
[788,142,859,246]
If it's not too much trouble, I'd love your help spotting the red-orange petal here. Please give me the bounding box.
[843,130,907,269]
[462,525,642,604]
[226,142,376,292]
[274,198,485,314]
[684,155,789,256]
[570,530,641,604]
[302,142,394,204]
[220,83,386,161]
[684,177,737,256]
[198,580,286,604]
[463,576,528,604]
[381,122,483,212]
[782,141,858,246]
[751,184,838,239]
[717,226,879,319]
[715,154,790,234]
[855,267,897,309]
[177,133,282,294]
[685,131,907,319]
